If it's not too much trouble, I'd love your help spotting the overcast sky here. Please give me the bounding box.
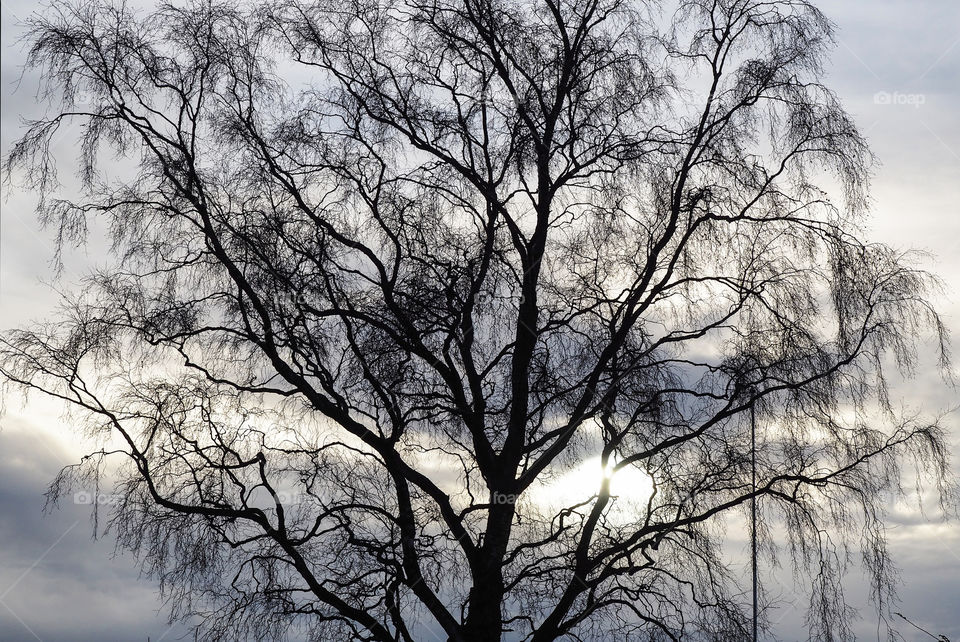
[1,0,958,640]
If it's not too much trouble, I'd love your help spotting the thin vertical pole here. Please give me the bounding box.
[751,403,758,642]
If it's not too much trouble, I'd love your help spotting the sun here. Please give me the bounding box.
[528,456,654,522]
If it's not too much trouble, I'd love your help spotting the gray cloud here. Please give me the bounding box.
[0,423,192,642]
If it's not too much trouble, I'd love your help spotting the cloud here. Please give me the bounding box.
[0,423,192,642]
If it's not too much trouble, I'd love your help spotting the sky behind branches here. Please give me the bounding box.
[1,0,958,640]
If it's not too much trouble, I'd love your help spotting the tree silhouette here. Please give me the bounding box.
[2,0,953,640]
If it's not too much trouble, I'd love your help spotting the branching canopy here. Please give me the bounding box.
[2,0,954,640]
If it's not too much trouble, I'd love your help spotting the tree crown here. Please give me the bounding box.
[2,0,953,640]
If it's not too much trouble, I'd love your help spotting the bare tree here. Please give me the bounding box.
[2,0,954,640]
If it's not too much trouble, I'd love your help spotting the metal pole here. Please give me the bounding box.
[751,403,758,642]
